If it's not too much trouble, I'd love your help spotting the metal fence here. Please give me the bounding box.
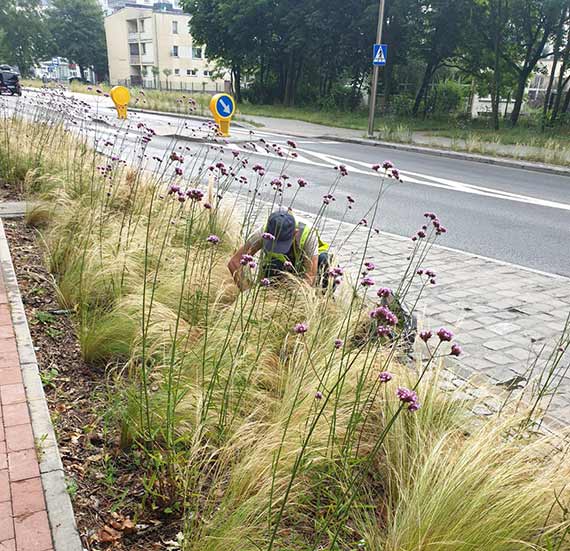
[112,78,231,94]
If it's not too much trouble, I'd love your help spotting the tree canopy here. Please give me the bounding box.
[47,0,108,80]
[0,0,49,74]
[183,0,570,126]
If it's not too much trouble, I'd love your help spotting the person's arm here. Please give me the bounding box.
[302,229,319,286]
[304,255,318,286]
[228,240,262,290]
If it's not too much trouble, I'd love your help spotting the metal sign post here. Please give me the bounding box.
[367,0,386,138]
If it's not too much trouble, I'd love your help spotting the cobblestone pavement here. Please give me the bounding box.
[290,208,570,427]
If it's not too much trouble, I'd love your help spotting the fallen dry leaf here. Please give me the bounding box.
[96,525,122,543]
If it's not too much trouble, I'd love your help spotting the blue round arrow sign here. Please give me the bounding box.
[216,95,235,118]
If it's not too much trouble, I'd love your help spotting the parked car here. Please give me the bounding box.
[0,70,22,96]
[68,76,92,85]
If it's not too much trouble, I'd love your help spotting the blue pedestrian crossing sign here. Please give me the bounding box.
[373,44,388,66]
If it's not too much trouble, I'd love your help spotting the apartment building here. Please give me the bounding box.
[104,2,229,91]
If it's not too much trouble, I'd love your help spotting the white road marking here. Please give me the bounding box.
[309,151,570,212]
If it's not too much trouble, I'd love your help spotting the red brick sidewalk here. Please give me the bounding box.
[0,271,53,551]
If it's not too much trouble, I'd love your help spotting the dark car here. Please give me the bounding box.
[0,71,22,96]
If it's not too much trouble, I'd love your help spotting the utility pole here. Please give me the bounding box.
[367,0,386,138]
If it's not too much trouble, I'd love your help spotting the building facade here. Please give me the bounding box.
[104,3,229,91]
[33,57,95,83]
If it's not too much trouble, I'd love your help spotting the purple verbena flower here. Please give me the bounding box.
[329,266,344,277]
[187,188,204,201]
[408,401,421,413]
[262,232,275,241]
[419,330,432,342]
[240,254,254,266]
[377,325,391,337]
[437,328,454,342]
[450,344,462,357]
[315,391,323,400]
[370,306,398,326]
[397,387,418,404]
[382,160,394,170]
[334,339,344,349]
[364,261,376,272]
[294,323,308,335]
[206,235,220,245]
[377,287,392,298]
[260,277,270,288]
[360,276,375,287]
[378,371,393,383]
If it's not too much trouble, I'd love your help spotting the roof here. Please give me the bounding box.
[119,2,184,14]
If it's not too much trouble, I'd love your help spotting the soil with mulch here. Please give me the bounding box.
[4,219,182,550]
[0,179,24,201]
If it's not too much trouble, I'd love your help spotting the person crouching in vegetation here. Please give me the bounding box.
[228,209,332,290]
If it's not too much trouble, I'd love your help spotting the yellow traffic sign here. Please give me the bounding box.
[209,93,236,136]
[110,86,130,119]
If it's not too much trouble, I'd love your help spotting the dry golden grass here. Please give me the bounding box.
[2,112,570,551]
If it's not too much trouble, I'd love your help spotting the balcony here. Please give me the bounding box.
[128,31,152,43]
[130,54,154,65]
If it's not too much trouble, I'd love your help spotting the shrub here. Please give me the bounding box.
[432,80,467,115]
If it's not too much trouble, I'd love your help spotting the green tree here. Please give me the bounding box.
[410,0,478,117]
[504,0,566,126]
[48,0,108,81]
[0,30,9,62]
[0,0,50,74]
[183,0,274,103]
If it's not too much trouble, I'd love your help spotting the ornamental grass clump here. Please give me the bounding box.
[1,90,569,550]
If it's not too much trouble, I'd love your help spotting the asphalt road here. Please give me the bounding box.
[10,90,570,276]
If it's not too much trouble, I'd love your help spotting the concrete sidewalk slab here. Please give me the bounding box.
[290,204,570,426]
[0,203,26,219]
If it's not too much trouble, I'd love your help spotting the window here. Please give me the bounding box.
[204,70,213,77]
[130,43,146,56]
[172,21,178,34]
[139,18,145,32]
[187,69,197,76]
[174,68,180,76]
[172,45,179,57]
[192,47,203,59]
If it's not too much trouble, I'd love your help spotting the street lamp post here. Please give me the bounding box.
[367,0,386,138]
